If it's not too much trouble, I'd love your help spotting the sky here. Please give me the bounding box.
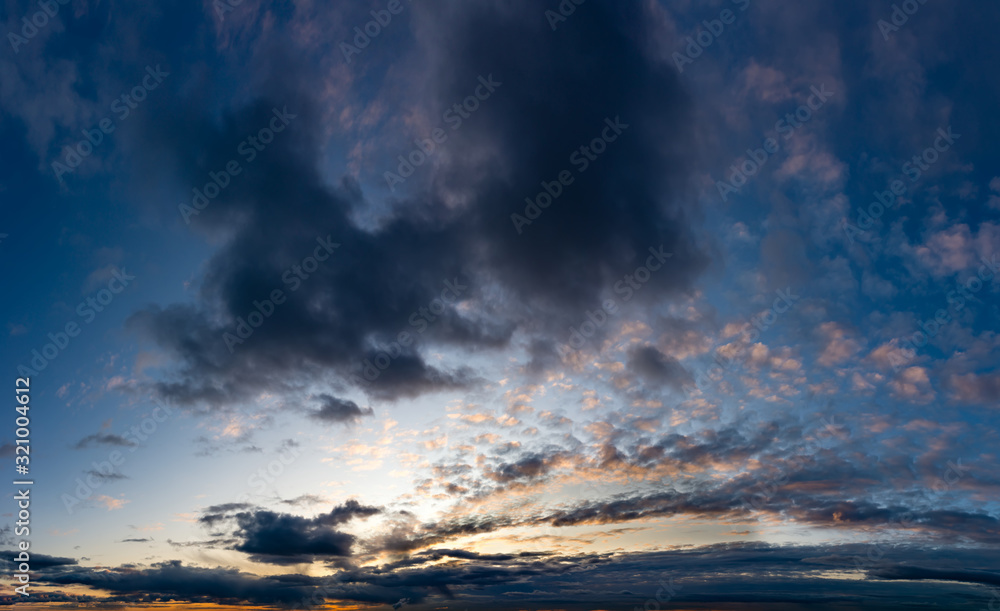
[1,0,1000,609]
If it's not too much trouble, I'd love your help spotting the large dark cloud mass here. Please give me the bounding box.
[9,543,1000,610]
[199,500,382,565]
[126,0,707,409]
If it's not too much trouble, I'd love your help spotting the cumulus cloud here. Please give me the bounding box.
[124,0,708,412]
[200,500,382,565]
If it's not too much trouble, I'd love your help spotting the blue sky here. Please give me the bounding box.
[2,0,1000,609]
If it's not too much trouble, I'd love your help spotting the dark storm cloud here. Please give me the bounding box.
[27,544,1000,610]
[626,345,695,391]
[308,393,374,424]
[200,500,382,565]
[42,560,318,606]
[233,511,356,564]
[125,0,707,409]
[10,553,78,570]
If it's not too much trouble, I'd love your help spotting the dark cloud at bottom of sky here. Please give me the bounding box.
[10,543,1000,610]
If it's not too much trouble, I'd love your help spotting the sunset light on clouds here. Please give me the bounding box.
[2,0,1000,609]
